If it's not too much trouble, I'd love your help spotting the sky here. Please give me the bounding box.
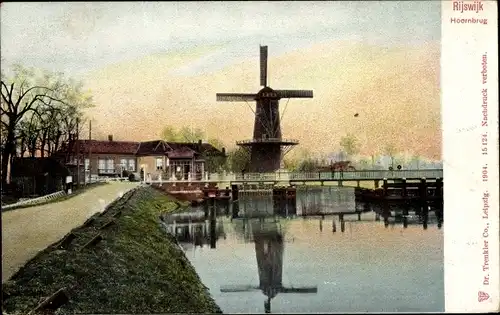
[1,2,442,160]
[1,1,440,76]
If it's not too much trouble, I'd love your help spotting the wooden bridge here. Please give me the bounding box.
[144,169,443,185]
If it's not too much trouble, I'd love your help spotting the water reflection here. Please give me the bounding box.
[162,209,226,249]
[221,218,317,313]
[162,186,444,313]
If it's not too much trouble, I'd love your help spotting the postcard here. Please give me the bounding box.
[1,1,498,314]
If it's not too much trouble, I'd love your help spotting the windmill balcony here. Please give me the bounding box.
[236,138,299,145]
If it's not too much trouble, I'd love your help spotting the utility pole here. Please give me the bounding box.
[76,119,80,189]
[88,120,92,184]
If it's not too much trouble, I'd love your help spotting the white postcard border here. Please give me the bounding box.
[442,0,499,312]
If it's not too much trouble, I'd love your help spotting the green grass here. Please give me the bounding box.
[1,182,109,212]
[2,186,222,314]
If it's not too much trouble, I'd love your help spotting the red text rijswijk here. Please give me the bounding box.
[450,1,487,25]
[480,52,490,287]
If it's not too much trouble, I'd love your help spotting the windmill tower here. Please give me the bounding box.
[216,46,314,172]
[221,219,317,313]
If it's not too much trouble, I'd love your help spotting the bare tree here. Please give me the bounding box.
[1,65,93,186]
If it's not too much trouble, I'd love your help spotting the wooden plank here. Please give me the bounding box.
[100,220,116,230]
[28,287,70,314]
[79,234,104,251]
[56,232,77,250]
[82,213,100,228]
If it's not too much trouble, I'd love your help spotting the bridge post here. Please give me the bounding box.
[435,178,443,228]
[231,184,239,201]
[332,217,337,233]
[401,177,407,198]
[382,178,388,197]
[401,177,408,228]
[420,177,428,230]
[339,214,345,232]
[374,180,379,189]
[338,180,343,187]
[210,202,217,249]
[356,180,360,188]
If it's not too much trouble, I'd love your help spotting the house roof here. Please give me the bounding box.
[135,140,170,156]
[54,139,225,158]
[167,146,197,159]
[168,142,225,157]
[61,140,140,155]
[11,157,70,177]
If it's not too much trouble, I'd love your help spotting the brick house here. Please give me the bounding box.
[53,135,225,182]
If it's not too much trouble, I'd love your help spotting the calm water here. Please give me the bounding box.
[163,187,444,313]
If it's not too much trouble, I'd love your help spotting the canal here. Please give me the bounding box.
[162,186,444,313]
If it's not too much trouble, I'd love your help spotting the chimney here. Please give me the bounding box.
[198,139,202,152]
[108,135,113,141]
[222,147,226,156]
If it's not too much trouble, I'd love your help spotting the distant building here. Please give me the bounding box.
[53,135,226,182]
[10,157,70,197]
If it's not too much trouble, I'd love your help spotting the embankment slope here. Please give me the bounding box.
[2,186,222,314]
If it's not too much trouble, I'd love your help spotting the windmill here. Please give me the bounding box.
[220,219,317,313]
[216,46,314,172]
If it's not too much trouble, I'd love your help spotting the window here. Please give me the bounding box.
[128,159,136,171]
[120,158,127,170]
[84,159,90,171]
[106,158,114,173]
[98,159,106,173]
[156,157,163,170]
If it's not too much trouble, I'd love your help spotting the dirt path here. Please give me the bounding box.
[1,181,140,282]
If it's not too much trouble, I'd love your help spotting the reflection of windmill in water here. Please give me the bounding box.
[221,218,317,313]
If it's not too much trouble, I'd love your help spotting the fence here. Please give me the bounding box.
[1,176,116,211]
[143,169,443,183]
[2,190,67,211]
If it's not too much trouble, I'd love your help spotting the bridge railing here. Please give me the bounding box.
[203,169,443,182]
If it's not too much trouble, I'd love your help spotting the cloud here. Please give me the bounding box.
[1,1,440,75]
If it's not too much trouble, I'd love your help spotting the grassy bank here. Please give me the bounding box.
[2,186,222,314]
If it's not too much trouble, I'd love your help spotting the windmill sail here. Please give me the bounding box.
[220,285,318,293]
[276,90,314,98]
[260,46,268,87]
[220,285,261,292]
[216,93,258,102]
[281,287,318,293]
